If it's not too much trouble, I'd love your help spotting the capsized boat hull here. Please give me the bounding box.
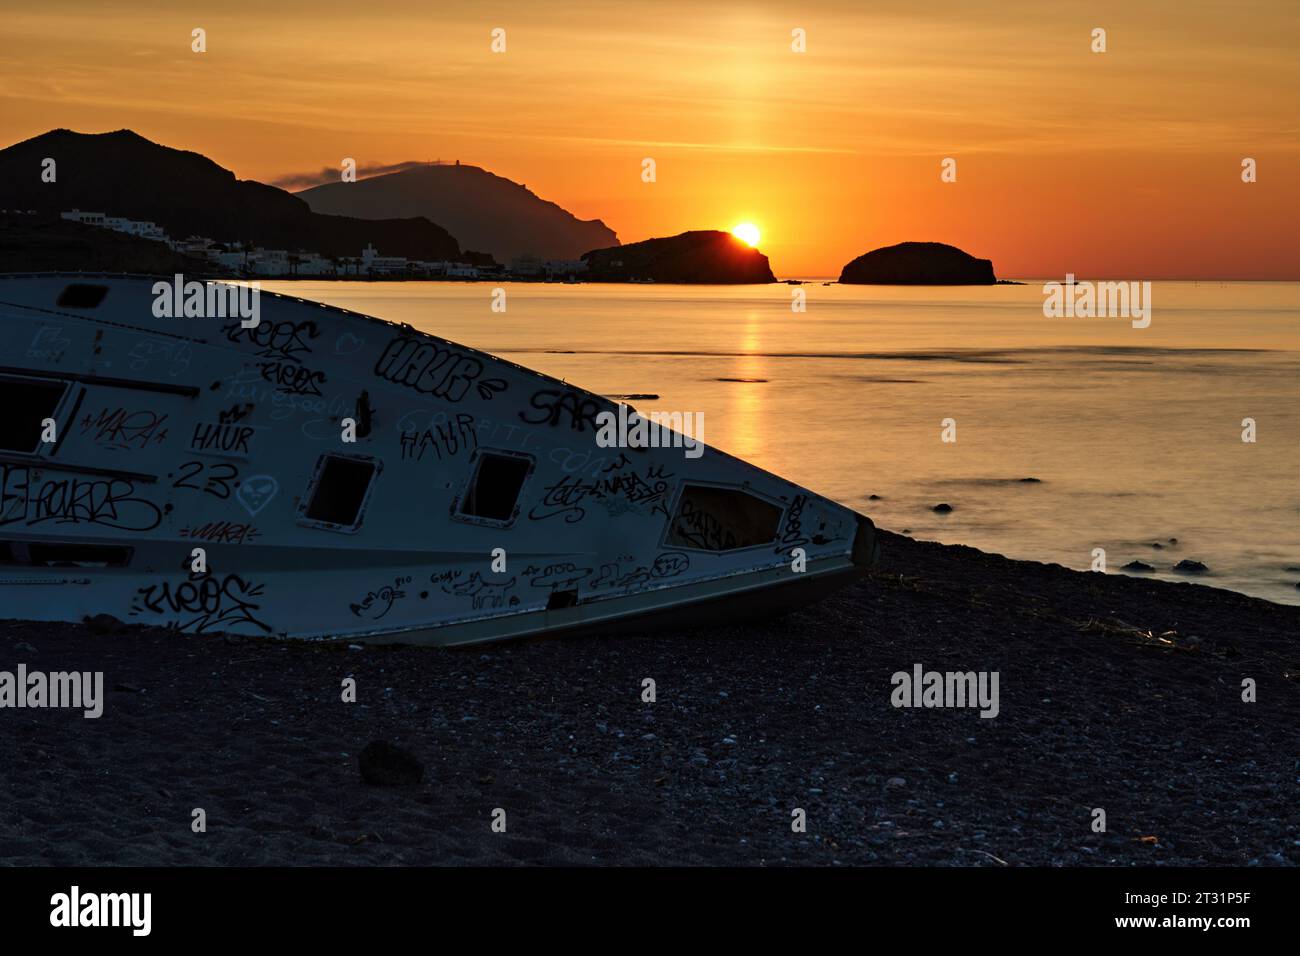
[0,274,877,645]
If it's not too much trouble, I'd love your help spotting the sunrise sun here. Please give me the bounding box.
[731,222,761,247]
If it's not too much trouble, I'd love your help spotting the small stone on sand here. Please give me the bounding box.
[358,741,425,786]
[83,614,125,634]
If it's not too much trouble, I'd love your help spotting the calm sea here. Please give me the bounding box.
[264,280,1300,606]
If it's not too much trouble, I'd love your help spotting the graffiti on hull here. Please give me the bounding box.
[528,460,673,523]
[78,407,170,452]
[431,570,519,610]
[130,572,271,633]
[0,465,162,533]
[375,336,507,402]
[349,576,411,620]
[523,551,689,595]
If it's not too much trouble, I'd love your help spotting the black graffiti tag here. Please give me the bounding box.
[523,561,594,590]
[350,576,411,620]
[179,520,260,544]
[259,360,326,396]
[191,421,254,455]
[375,336,506,402]
[224,319,319,363]
[434,571,518,610]
[528,463,674,523]
[519,388,602,431]
[775,494,811,556]
[172,461,239,500]
[669,497,738,552]
[399,414,478,462]
[0,465,162,532]
[79,407,169,451]
[131,572,271,633]
[590,551,690,591]
[529,475,595,523]
[599,467,672,509]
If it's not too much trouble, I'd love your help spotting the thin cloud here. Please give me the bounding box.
[269,160,428,191]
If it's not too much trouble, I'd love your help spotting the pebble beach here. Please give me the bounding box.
[1,531,1296,866]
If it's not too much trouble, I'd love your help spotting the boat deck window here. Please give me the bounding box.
[665,484,783,552]
[56,284,109,309]
[0,376,68,453]
[301,455,378,530]
[459,452,532,523]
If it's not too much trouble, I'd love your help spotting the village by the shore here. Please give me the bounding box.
[51,207,588,280]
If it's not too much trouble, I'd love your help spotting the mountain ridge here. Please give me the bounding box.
[0,129,462,262]
[298,162,618,264]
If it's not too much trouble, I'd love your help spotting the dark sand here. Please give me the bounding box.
[1,531,1296,866]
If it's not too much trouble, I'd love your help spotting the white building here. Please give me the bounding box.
[211,250,249,272]
[60,209,107,227]
[360,243,409,275]
[246,248,290,275]
[62,209,168,242]
[173,235,215,256]
[133,221,168,242]
[293,253,337,276]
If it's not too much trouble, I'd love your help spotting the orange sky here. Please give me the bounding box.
[2,0,1297,277]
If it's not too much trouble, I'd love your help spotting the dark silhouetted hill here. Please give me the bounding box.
[298,163,617,264]
[0,129,461,261]
[839,241,996,284]
[0,213,210,273]
[582,230,775,283]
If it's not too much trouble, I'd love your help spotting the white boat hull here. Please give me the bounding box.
[0,274,877,645]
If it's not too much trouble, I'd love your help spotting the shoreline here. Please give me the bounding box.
[3,269,1295,284]
[2,531,1295,866]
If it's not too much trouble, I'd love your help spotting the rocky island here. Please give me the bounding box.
[840,241,997,284]
[582,230,776,284]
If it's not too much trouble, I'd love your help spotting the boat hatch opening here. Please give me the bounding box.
[300,454,380,531]
[0,541,134,568]
[546,589,579,610]
[458,451,533,524]
[56,283,109,309]
[665,484,783,552]
[0,376,69,453]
